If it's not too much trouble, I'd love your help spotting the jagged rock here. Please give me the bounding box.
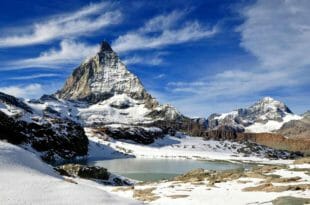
[56,41,157,109]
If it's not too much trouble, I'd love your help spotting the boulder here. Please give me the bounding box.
[56,164,109,180]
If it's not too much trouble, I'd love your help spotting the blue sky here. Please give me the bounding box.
[0,0,309,117]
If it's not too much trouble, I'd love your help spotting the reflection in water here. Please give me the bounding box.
[87,158,246,181]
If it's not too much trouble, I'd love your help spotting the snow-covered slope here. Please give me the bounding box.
[207,97,302,133]
[0,140,140,205]
[0,92,89,162]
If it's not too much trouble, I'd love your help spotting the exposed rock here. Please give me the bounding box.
[272,196,310,205]
[133,187,159,202]
[238,133,309,155]
[93,126,164,144]
[173,168,211,182]
[56,164,109,180]
[243,183,310,192]
[202,127,307,156]
[277,114,310,139]
[0,92,33,113]
[206,97,298,132]
[56,41,157,108]
[51,41,192,144]
[0,92,88,162]
[294,157,310,164]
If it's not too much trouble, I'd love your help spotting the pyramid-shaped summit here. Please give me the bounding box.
[56,41,156,106]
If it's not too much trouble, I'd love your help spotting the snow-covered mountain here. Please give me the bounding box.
[56,42,155,107]
[0,41,188,154]
[53,41,183,124]
[206,97,302,133]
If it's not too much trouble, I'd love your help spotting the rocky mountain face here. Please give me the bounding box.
[0,92,88,162]
[206,97,301,133]
[56,42,157,108]
[32,41,189,144]
[277,111,310,140]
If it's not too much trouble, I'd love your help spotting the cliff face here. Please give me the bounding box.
[56,41,157,108]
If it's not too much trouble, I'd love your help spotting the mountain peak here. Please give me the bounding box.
[99,41,113,53]
[55,41,157,107]
[260,96,275,102]
[250,96,293,114]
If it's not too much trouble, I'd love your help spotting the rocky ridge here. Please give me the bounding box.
[206,97,301,133]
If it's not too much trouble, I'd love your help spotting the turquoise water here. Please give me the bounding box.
[86,158,246,181]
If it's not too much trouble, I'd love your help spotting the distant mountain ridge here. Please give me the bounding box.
[206,97,301,133]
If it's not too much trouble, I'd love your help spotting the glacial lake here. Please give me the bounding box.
[86,158,248,181]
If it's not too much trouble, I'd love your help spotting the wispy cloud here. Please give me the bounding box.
[9,73,60,80]
[154,74,166,79]
[0,83,44,99]
[164,0,310,116]
[122,52,167,66]
[238,0,310,70]
[112,10,218,52]
[5,40,99,69]
[0,2,122,47]
[168,69,300,98]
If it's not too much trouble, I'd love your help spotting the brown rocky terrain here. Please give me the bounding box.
[203,126,310,155]
[277,112,310,139]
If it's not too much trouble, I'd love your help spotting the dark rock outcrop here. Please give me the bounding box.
[55,164,132,186]
[0,92,89,162]
[94,126,164,144]
[56,164,109,180]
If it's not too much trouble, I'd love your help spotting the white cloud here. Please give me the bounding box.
[154,74,166,79]
[168,69,299,98]
[238,0,310,70]
[9,73,60,80]
[7,40,99,69]
[122,53,166,66]
[0,84,44,99]
[112,10,218,52]
[162,0,310,117]
[0,2,122,47]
